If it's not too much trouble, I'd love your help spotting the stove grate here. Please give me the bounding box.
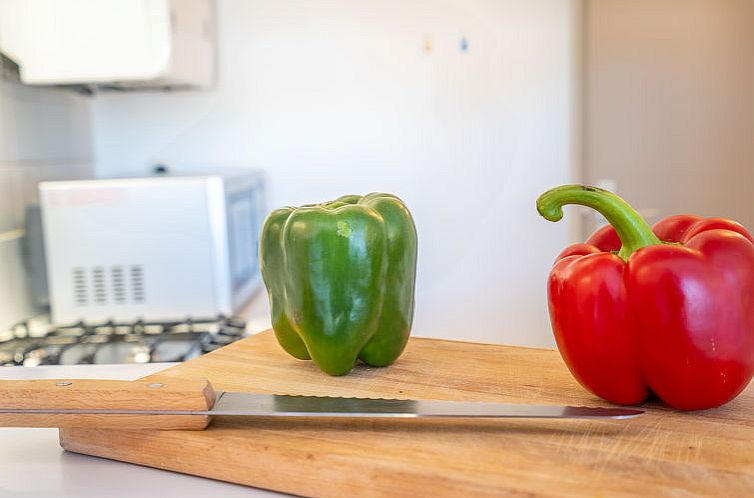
[0,316,246,366]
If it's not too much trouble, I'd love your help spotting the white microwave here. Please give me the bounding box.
[39,171,265,325]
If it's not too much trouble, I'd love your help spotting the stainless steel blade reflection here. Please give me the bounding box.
[209,392,644,419]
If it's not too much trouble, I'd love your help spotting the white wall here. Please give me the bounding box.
[92,0,578,347]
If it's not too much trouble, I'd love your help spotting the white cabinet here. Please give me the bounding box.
[0,0,215,89]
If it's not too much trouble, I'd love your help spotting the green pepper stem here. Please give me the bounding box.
[536,185,660,260]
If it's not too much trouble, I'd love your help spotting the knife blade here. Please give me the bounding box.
[0,378,643,430]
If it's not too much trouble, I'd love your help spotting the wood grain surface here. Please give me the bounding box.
[60,330,754,497]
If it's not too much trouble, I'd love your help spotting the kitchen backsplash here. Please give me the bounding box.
[0,67,93,329]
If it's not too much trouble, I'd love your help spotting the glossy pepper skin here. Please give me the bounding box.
[259,193,417,376]
[537,185,754,410]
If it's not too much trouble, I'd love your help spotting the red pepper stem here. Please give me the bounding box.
[537,185,661,260]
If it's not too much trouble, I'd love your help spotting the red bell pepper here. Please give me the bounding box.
[537,185,754,410]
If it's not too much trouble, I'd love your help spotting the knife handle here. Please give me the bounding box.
[0,378,216,430]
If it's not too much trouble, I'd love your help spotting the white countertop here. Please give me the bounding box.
[0,363,283,498]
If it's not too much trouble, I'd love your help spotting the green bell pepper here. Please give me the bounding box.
[259,193,418,375]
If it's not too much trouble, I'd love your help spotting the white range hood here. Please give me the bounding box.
[0,0,215,90]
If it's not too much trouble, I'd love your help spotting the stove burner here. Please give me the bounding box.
[0,316,246,366]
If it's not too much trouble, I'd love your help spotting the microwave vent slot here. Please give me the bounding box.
[111,266,126,304]
[92,267,106,305]
[72,267,88,306]
[130,265,145,303]
[70,265,145,306]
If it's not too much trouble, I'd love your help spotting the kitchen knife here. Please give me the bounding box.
[0,378,643,430]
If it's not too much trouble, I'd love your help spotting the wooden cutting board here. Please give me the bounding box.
[60,330,754,497]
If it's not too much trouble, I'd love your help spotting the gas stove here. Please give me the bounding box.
[0,315,247,367]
